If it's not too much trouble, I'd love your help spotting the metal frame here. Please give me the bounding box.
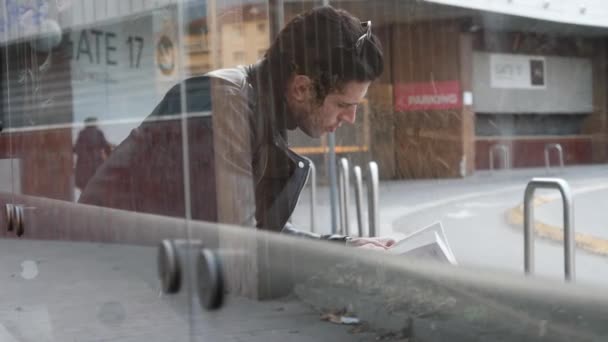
[338,158,351,235]
[523,177,575,282]
[5,203,14,231]
[544,143,564,173]
[489,144,510,171]
[367,161,379,237]
[14,205,24,237]
[5,203,24,236]
[158,239,204,294]
[353,165,365,237]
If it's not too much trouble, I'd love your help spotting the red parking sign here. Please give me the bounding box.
[394,81,462,111]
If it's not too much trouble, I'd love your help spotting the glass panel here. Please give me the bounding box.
[197,225,608,341]
[2,0,608,340]
[0,0,201,340]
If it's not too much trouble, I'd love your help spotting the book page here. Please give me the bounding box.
[389,222,457,264]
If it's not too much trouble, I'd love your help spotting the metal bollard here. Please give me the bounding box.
[327,135,339,234]
[523,178,575,282]
[353,165,365,237]
[308,160,317,233]
[489,144,510,171]
[544,143,564,173]
[338,158,351,235]
[367,161,379,237]
[337,162,344,235]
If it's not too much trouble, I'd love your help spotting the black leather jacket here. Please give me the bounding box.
[79,62,347,242]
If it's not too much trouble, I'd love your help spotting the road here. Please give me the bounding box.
[291,164,608,286]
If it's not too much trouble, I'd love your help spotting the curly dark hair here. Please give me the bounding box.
[263,6,384,102]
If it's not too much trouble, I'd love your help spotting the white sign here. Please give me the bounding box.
[490,54,546,89]
[424,0,608,29]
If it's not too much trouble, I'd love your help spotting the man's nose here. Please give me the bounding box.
[340,107,357,125]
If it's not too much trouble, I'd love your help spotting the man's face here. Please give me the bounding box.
[292,80,371,138]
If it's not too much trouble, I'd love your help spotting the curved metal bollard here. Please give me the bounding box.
[544,143,564,173]
[353,165,365,237]
[337,160,344,235]
[338,158,351,235]
[308,160,317,233]
[367,161,379,237]
[489,144,510,171]
[523,177,575,282]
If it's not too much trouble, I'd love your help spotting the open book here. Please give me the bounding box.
[388,221,457,265]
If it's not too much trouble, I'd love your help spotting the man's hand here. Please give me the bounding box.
[346,237,396,251]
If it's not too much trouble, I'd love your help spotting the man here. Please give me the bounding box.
[79,6,393,249]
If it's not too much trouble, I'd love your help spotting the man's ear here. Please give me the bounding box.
[290,75,312,102]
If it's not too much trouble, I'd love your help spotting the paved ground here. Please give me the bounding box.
[292,164,608,286]
[536,182,608,241]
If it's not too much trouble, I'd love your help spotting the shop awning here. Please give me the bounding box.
[424,0,608,28]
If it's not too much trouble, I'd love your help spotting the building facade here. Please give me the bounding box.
[1,0,608,205]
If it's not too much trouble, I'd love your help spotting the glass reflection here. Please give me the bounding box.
[73,117,112,193]
[1,0,608,341]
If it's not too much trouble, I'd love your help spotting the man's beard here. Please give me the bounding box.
[299,112,324,138]
[299,121,322,138]
[294,102,324,138]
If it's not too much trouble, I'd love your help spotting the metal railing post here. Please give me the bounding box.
[367,161,379,237]
[306,159,317,233]
[544,143,564,173]
[353,165,365,237]
[489,144,510,171]
[328,135,339,234]
[337,160,345,235]
[523,177,575,282]
[338,158,351,235]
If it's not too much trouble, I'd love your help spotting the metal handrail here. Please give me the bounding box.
[523,177,575,282]
[367,161,379,237]
[338,158,351,235]
[353,165,365,237]
[489,144,510,171]
[544,143,564,173]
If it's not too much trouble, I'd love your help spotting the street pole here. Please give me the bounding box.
[321,0,338,234]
